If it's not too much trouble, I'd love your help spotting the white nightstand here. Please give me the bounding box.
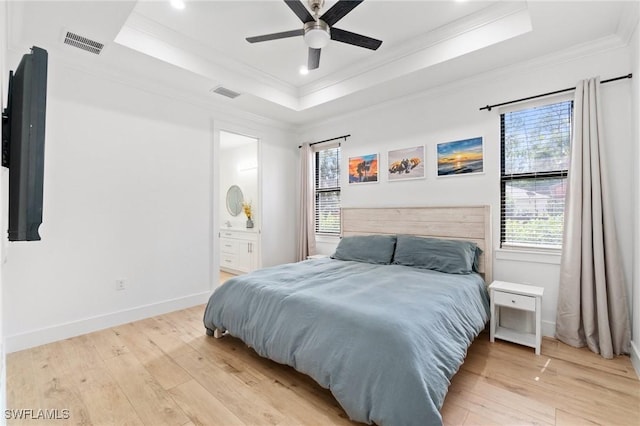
[489,280,544,355]
[307,254,329,260]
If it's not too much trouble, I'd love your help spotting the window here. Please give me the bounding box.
[501,100,572,249]
[315,145,341,234]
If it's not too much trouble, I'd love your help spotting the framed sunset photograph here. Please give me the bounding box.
[348,153,379,184]
[436,137,484,177]
[387,145,425,181]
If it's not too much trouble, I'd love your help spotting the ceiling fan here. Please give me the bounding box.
[246,0,382,71]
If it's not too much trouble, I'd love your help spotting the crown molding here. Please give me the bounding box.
[114,2,534,112]
[115,11,300,111]
[123,11,297,97]
[616,1,639,45]
[298,33,630,133]
[3,0,298,129]
[6,1,631,135]
[38,43,296,132]
[298,1,529,97]
[296,6,532,110]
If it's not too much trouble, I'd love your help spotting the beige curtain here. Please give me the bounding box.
[296,143,316,261]
[555,77,631,358]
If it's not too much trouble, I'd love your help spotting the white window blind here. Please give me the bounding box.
[501,100,572,249]
[315,145,341,234]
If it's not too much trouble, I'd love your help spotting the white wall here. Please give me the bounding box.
[219,140,258,229]
[258,129,298,267]
[2,54,212,351]
[631,19,640,374]
[2,52,298,352]
[301,45,634,338]
[0,0,8,417]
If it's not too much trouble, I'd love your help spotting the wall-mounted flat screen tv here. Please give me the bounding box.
[1,46,48,241]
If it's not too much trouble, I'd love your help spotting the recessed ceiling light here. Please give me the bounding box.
[170,0,185,10]
[299,66,309,75]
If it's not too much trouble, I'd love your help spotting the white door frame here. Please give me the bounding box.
[210,120,263,290]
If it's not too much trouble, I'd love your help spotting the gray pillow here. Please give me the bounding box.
[392,235,479,274]
[331,235,397,265]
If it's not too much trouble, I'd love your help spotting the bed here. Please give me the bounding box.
[204,206,492,425]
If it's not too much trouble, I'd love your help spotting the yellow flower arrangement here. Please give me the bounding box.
[242,201,252,220]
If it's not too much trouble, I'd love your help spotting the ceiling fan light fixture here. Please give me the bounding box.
[246,0,382,71]
[304,20,330,49]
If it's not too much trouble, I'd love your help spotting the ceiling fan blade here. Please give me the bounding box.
[320,0,364,27]
[308,48,321,70]
[331,27,382,50]
[284,0,315,23]
[246,29,304,43]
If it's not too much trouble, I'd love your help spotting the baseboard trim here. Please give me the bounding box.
[542,320,556,338]
[5,291,211,353]
[631,340,640,379]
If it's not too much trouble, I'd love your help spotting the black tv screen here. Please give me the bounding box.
[1,46,48,241]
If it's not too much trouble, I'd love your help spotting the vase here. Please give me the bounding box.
[246,218,254,228]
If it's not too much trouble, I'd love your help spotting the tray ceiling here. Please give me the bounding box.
[6,1,633,125]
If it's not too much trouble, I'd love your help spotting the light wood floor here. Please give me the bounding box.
[219,270,237,285]
[7,305,640,426]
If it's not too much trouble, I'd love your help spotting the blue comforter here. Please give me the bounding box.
[204,258,489,425]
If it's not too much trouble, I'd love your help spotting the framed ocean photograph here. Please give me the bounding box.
[436,137,484,177]
[348,153,379,184]
[387,145,425,181]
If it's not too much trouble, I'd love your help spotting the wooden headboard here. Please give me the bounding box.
[341,206,493,283]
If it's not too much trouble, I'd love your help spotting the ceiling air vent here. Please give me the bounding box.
[63,31,104,55]
[211,86,241,99]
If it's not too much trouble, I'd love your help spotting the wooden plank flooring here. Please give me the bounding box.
[7,304,640,426]
[219,271,237,285]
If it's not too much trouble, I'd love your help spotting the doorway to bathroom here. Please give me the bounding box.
[218,130,260,280]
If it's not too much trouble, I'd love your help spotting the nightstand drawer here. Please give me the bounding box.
[307,254,329,260]
[493,291,536,311]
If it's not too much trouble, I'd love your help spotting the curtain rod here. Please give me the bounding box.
[479,73,632,112]
[298,134,350,149]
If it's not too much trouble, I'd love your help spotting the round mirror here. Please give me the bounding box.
[226,185,244,216]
